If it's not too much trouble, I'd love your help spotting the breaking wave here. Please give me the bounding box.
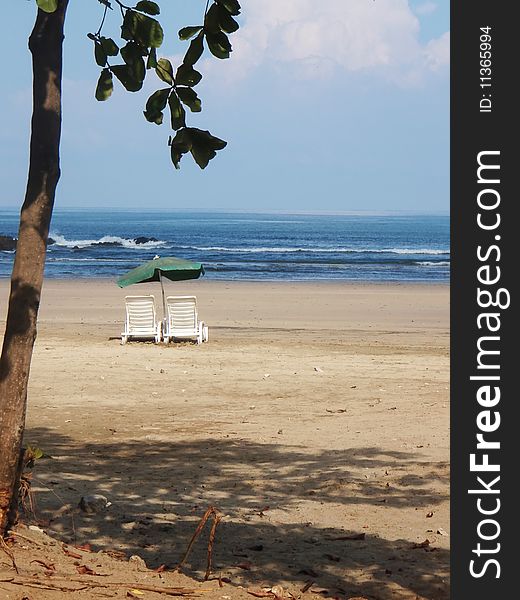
[49,234,166,249]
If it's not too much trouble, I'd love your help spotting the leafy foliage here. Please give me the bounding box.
[183,32,205,67]
[121,10,164,48]
[155,57,174,84]
[95,68,113,100]
[168,93,186,130]
[100,37,119,56]
[205,31,232,59]
[216,0,241,16]
[143,88,170,124]
[135,1,160,15]
[87,0,241,169]
[25,446,51,468]
[169,128,227,169]
[175,64,203,87]
[177,87,202,113]
[178,26,203,41]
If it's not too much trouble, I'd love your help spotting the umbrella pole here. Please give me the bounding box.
[159,271,166,320]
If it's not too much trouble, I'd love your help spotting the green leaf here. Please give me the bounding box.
[122,10,164,49]
[146,87,170,109]
[144,88,170,125]
[168,92,186,130]
[205,4,239,35]
[190,127,228,150]
[100,37,119,56]
[190,145,215,169]
[25,445,51,462]
[135,1,160,15]
[121,12,133,40]
[183,32,204,66]
[134,57,146,83]
[169,127,227,169]
[95,68,113,101]
[205,31,232,59]
[177,87,202,112]
[34,448,44,460]
[155,58,174,84]
[216,0,241,16]
[112,63,144,92]
[147,47,158,69]
[204,5,221,34]
[143,110,163,125]
[175,64,202,87]
[121,41,147,65]
[26,446,45,460]
[178,26,203,41]
[36,0,58,13]
[187,127,227,169]
[169,128,193,169]
[217,4,239,33]
[94,42,107,67]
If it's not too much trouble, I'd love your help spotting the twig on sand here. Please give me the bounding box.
[0,577,88,592]
[6,530,40,545]
[205,513,223,580]
[0,536,18,574]
[0,576,205,596]
[175,506,223,580]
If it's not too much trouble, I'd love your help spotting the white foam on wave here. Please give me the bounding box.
[417,261,451,267]
[50,234,166,249]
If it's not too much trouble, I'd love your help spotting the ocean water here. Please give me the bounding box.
[0,210,449,282]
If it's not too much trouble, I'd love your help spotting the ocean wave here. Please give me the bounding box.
[49,234,166,249]
[416,261,451,267]
[179,245,450,255]
[46,257,134,263]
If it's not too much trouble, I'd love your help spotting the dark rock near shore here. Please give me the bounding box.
[1,236,57,250]
[0,235,17,251]
[134,236,158,245]
[92,241,122,247]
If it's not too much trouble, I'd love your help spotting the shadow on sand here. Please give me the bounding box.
[23,427,449,600]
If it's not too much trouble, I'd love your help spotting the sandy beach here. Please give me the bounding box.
[0,279,449,600]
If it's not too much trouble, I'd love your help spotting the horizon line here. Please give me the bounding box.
[0,206,450,217]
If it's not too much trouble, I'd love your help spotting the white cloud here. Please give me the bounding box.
[206,0,449,84]
[423,30,450,71]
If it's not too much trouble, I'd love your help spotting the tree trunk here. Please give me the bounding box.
[0,0,68,537]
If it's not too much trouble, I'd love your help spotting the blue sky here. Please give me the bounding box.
[0,0,449,213]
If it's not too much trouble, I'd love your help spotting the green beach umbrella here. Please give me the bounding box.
[117,255,205,316]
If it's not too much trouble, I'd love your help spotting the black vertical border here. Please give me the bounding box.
[451,2,514,598]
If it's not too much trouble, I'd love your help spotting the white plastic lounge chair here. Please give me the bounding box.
[163,295,208,344]
[121,295,162,344]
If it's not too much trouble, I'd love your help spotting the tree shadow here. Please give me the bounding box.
[24,427,449,600]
